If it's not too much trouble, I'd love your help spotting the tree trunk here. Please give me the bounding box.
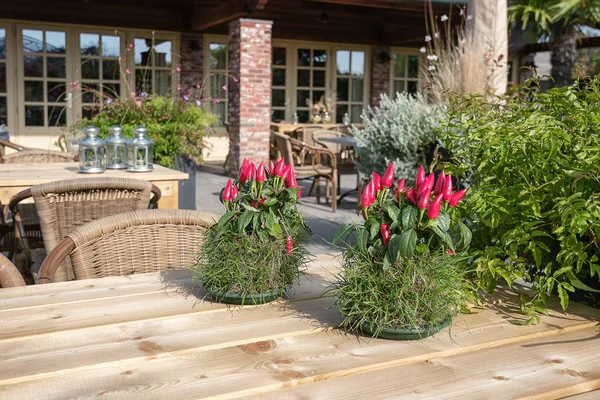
[550,23,577,87]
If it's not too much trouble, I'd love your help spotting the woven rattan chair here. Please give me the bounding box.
[9,177,162,281]
[312,130,357,196]
[0,253,26,288]
[1,149,76,163]
[271,130,338,212]
[37,209,218,283]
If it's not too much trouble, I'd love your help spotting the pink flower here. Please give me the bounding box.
[232,76,239,82]
[125,69,131,74]
[135,100,142,106]
[130,92,136,97]
[222,85,228,92]
[213,98,220,103]
[71,81,80,89]
[195,99,201,106]
[175,65,181,72]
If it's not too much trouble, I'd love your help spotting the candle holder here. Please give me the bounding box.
[105,126,128,169]
[78,126,106,174]
[127,126,154,172]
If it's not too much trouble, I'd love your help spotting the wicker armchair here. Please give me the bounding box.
[38,209,218,283]
[1,149,76,163]
[271,130,338,212]
[9,177,162,281]
[0,253,26,288]
[312,130,357,196]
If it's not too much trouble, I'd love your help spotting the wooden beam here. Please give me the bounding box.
[303,0,439,12]
[250,0,270,10]
[191,0,247,31]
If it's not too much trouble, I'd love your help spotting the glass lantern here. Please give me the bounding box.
[78,126,106,174]
[105,125,128,169]
[127,126,154,172]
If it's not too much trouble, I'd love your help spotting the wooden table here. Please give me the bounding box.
[271,122,352,134]
[1,253,599,399]
[0,162,188,209]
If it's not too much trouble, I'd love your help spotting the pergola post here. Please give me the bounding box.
[227,18,273,174]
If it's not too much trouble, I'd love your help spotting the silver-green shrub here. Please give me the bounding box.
[351,93,445,182]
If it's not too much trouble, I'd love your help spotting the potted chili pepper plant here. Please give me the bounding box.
[191,158,311,305]
[332,163,476,339]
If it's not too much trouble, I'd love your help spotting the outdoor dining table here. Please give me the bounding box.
[0,252,598,399]
[0,162,188,209]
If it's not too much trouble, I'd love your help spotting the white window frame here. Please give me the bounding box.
[331,44,370,124]
[203,35,229,125]
[389,47,421,98]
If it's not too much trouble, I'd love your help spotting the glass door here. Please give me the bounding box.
[294,47,328,123]
[17,26,74,136]
[334,49,367,124]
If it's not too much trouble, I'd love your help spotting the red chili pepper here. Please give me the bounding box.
[380,223,391,247]
[361,181,373,208]
[297,187,302,199]
[447,249,454,256]
[425,173,435,192]
[231,186,238,201]
[268,160,275,176]
[239,162,252,183]
[397,177,405,193]
[416,165,426,190]
[285,166,298,187]
[372,172,382,192]
[286,236,293,255]
[223,179,233,201]
[239,158,249,177]
[427,194,444,219]
[443,174,453,201]
[248,163,257,181]
[405,188,417,205]
[434,171,446,195]
[274,158,285,177]
[256,162,266,183]
[448,188,468,207]
[258,198,265,206]
[417,188,430,209]
[381,162,395,188]
[282,164,293,181]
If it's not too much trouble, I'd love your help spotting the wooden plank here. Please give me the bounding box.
[190,0,246,31]
[0,305,595,399]
[253,326,600,400]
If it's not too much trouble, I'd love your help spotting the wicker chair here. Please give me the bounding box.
[271,130,338,212]
[9,177,162,282]
[0,253,26,288]
[1,149,76,163]
[37,209,218,283]
[312,129,357,196]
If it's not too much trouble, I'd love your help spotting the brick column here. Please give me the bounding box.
[227,19,273,174]
[179,33,203,93]
[370,45,391,107]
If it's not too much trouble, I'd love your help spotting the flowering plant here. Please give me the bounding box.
[332,162,475,337]
[191,158,311,303]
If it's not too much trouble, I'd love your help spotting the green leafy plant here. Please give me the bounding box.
[191,158,311,299]
[351,93,444,183]
[439,77,600,320]
[71,94,218,168]
[332,163,475,336]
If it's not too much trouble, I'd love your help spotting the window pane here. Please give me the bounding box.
[337,78,349,101]
[336,50,350,75]
[297,70,310,87]
[393,80,405,95]
[0,64,5,93]
[155,70,171,95]
[336,104,348,123]
[271,109,285,122]
[312,90,325,104]
[24,81,43,101]
[351,105,363,123]
[296,90,309,107]
[24,55,43,77]
[103,83,120,98]
[407,80,418,94]
[103,59,120,80]
[25,106,44,126]
[209,43,226,70]
[210,74,226,99]
[408,56,419,78]
[351,51,365,76]
[297,110,309,123]
[48,106,66,126]
[102,35,120,57]
[298,49,311,67]
[272,89,286,107]
[273,47,286,66]
[273,68,285,86]
[81,58,99,79]
[393,55,406,78]
[135,69,152,93]
[135,38,152,66]
[351,78,364,102]
[155,40,172,67]
[82,83,99,103]
[47,57,66,78]
[80,33,99,56]
[46,31,66,54]
[313,50,327,67]
[313,70,326,87]
[213,101,226,123]
[23,29,43,53]
[47,81,65,102]
[0,97,6,124]
[0,29,6,59]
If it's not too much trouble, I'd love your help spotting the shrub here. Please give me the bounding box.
[71,95,218,168]
[439,77,600,320]
[351,93,444,184]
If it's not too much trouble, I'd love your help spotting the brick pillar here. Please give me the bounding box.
[370,45,391,107]
[227,19,273,174]
[180,33,203,93]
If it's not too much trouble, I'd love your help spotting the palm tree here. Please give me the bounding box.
[509,0,600,86]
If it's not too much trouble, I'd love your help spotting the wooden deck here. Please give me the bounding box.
[0,253,598,399]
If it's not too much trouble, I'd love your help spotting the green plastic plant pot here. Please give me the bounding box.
[206,289,283,305]
[358,317,452,340]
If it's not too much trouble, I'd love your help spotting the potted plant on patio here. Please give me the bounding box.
[332,163,475,339]
[191,158,311,305]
